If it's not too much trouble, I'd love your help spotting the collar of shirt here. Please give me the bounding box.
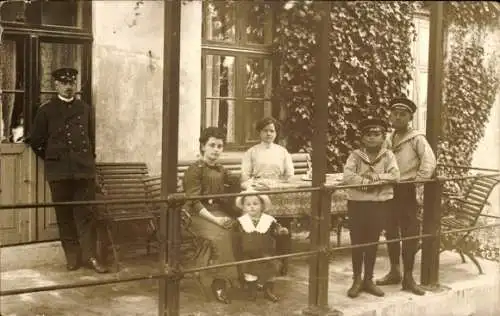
[259,141,274,149]
[58,95,75,103]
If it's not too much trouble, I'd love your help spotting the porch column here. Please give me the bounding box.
[421,1,444,288]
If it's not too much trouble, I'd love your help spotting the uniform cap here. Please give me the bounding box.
[389,97,417,114]
[52,67,78,83]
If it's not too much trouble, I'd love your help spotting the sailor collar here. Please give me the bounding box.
[353,147,389,165]
[238,213,275,234]
[390,128,424,150]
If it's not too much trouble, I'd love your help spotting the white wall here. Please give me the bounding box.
[92,1,201,175]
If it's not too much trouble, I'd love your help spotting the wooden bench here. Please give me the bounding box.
[416,175,500,274]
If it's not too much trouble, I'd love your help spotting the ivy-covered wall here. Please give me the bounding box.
[273,1,500,259]
[275,1,418,172]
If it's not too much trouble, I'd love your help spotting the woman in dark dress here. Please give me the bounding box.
[182,127,241,304]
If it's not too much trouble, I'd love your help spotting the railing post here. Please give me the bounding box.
[420,0,444,289]
[158,0,182,315]
[421,181,442,287]
[303,1,340,315]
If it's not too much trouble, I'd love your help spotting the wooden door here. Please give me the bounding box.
[0,144,37,245]
[36,157,59,241]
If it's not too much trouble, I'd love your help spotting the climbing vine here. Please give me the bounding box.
[437,1,500,262]
[275,1,417,171]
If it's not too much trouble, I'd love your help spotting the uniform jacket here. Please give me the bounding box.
[387,128,436,181]
[343,147,400,201]
[29,97,96,181]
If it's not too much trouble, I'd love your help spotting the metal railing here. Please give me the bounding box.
[1,170,499,316]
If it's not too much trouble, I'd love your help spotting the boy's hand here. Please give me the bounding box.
[359,177,371,191]
[365,173,380,182]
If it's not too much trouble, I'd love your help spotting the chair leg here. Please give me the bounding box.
[336,217,343,247]
[463,251,484,274]
[277,218,292,276]
[458,250,467,263]
[105,223,120,272]
[194,273,211,302]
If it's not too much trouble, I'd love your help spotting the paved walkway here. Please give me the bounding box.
[1,234,499,316]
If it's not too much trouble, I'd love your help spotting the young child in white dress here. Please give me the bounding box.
[232,189,289,302]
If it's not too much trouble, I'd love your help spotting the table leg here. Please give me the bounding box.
[276,218,292,276]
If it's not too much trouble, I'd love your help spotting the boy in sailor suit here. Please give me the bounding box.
[343,117,400,298]
[232,189,289,302]
[376,98,436,296]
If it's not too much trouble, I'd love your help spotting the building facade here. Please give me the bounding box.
[0,1,498,245]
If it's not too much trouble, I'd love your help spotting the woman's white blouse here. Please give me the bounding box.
[241,142,294,181]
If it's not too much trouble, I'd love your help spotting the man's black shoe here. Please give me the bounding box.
[86,257,109,274]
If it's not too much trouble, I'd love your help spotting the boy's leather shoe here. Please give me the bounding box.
[376,270,402,285]
[347,275,363,298]
[402,275,425,296]
[363,279,385,297]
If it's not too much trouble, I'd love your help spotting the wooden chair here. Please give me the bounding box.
[95,163,156,271]
[438,175,499,274]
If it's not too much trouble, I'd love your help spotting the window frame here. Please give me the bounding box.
[201,1,277,150]
[1,2,93,141]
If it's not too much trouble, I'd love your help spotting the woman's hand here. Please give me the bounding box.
[277,226,289,235]
[216,216,234,229]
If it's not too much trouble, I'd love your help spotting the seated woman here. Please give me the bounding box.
[240,116,294,274]
[241,117,294,190]
[182,126,241,304]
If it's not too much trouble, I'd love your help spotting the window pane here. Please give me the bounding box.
[244,100,272,143]
[0,1,27,23]
[205,99,236,143]
[245,2,273,45]
[205,55,235,98]
[40,42,83,105]
[244,58,272,98]
[1,40,25,143]
[204,2,236,42]
[42,0,87,28]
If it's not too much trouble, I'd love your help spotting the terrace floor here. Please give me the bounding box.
[1,232,499,316]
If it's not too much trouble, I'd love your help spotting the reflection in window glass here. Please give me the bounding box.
[39,42,83,105]
[245,2,272,45]
[1,40,25,143]
[244,101,272,143]
[0,1,27,22]
[204,2,236,42]
[42,0,84,28]
[244,58,272,98]
[206,99,236,143]
[205,55,235,98]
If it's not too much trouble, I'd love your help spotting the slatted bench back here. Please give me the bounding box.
[146,153,311,197]
[456,176,500,226]
[96,163,152,221]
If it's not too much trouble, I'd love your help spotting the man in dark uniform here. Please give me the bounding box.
[29,67,108,273]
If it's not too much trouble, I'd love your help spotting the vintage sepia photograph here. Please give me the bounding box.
[1,1,499,315]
